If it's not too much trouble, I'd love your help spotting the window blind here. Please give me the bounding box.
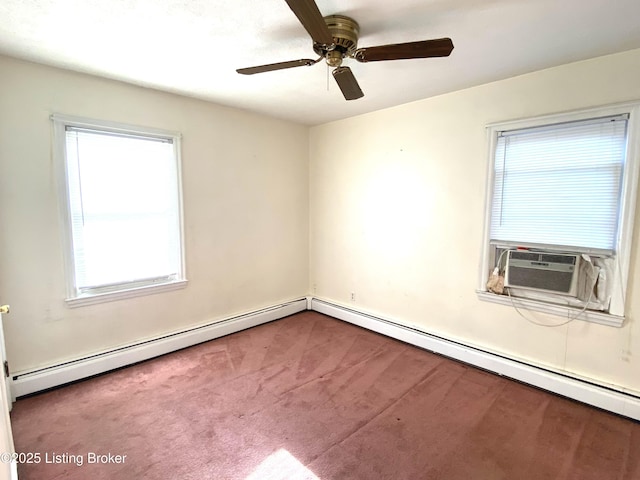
[65,127,181,292]
[489,115,628,253]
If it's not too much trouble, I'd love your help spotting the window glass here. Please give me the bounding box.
[490,116,627,253]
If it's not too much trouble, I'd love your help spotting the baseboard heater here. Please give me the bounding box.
[12,296,640,421]
[310,298,640,421]
[12,299,307,398]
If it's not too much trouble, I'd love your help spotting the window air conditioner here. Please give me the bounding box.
[504,250,581,297]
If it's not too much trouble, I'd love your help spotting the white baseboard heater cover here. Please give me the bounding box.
[310,298,640,422]
[12,299,307,398]
[11,296,640,422]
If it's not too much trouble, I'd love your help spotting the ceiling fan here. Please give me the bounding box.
[236,0,454,101]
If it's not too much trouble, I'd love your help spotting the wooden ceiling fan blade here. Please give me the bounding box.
[237,58,319,75]
[355,38,454,62]
[332,66,364,101]
[284,0,334,45]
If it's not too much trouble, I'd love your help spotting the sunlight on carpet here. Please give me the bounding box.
[245,449,320,480]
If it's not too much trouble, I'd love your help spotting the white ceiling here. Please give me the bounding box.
[2,0,640,125]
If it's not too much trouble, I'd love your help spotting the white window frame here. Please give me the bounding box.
[52,114,187,307]
[477,101,640,327]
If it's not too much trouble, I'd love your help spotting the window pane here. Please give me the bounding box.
[65,128,181,290]
[490,117,627,252]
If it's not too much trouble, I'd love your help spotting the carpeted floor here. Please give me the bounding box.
[9,311,640,479]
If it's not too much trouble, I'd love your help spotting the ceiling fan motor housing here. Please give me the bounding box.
[313,15,360,67]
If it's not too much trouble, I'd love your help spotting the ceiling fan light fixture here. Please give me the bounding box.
[326,50,343,67]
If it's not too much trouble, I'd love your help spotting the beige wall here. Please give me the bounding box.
[3,48,640,395]
[310,48,640,394]
[0,55,309,373]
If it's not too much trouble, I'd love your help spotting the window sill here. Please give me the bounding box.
[65,279,188,308]
[476,290,624,328]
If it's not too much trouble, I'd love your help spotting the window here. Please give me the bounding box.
[478,102,640,326]
[53,114,186,307]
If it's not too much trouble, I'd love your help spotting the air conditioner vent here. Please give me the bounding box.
[504,250,580,296]
[509,251,539,262]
